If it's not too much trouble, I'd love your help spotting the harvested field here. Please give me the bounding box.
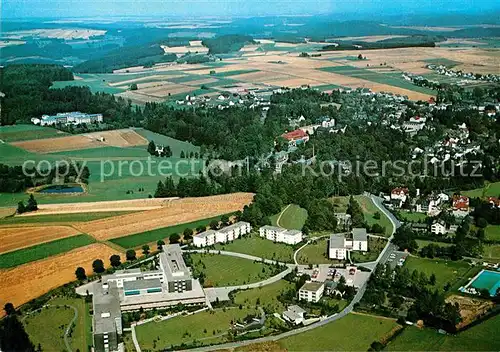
[183,77,219,86]
[0,243,120,310]
[331,35,409,42]
[108,74,185,87]
[446,294,495,329]
[264,78,322,87]
[0,226,81,254]
[115,91,166,104]
[229,70,290,83]
[12,129,148,153]
[18,198,176,216]
[140,83,195,97]
[0,208,15,219]
[75,193,253,240]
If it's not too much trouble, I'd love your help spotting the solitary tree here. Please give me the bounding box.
[130,83,138,91]
[126,249,136,261]
[142,244,150,255]
[209,220,219,230]
[26,194,38,211]
[17,201,26,214]
[92,259,105,274]
[180,151,185,158]
[183,228,194,241]
[169,233,181,244]
[157,239,165,250]
[110,254,121,267]
[220,215,230,226]
[75,267,87,281]
[4,302,15,316]
[147,140,157,156]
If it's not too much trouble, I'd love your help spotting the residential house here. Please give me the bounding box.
[299,281,325,303]
[488,197,500,208]
[431,220,447,235]
[193,222,251,248]
[328,228,368,260]
[259,225,303,245]
[452,195,470,211]
[391,187,409,206]
[282,129,309,147]
[352,228,368,252]
[282,305,306,325]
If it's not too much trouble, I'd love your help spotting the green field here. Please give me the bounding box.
[0,234,95,268]
[403,256,473,291]
[386,314,500,351]
[0,124,68,142]
[50,146,150,158]
[485,225,500,241]
[319,65,436,95]
[110,214,229,249]
[214,233,295,263]
[0,211,134,225]
[134,128,200,157]
[189,253,281,287]
[399,212,427,223]
[278,313,400,351]
[212,69,259,77]
[51,75,126,94]
[296,238,340,265]
[270,204,308,230]
[0,143,63,166]
[483,244,500,261]
[24,297,93,352]
[136,308,259,350]
[416,239,453,249]
[463,181,500,198]
[356,195,393,236]
[232,280,294,312]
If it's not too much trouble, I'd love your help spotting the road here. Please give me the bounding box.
[183,196,401,352]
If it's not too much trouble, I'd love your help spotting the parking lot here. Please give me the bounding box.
[385,250,409,269]
[298,265,370,288]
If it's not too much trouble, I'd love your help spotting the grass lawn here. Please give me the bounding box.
[23,297,92,352]
[0,124,67,142]
[416,239,453,249]
[485,225,500,241]
[462,181,500,198]
[329,196,350,212]
[386,314,500,351]
[0,234,95,268]
[188,253,281,287]
[403,256,473,291]
[296,238,341,265]
[351,236,387,263]
[214,233,295,263]
[110,214,230,249]
[134,128,200,158]
[50,146,150,158]
[399,212,427,223]
[232,280,294,312]
[270,204,308,230]
[136,308,259,350]
[483,244,500,261]
[278,313,400,351]
[0,211,134,225]
[355,195,393,237]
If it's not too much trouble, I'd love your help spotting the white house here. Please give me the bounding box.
[299,282,324,303]
[32,111,103,126]
[259,225,303,245]
[431,220,447,235]
[391,187,409,204]
[192,222,251,248]
[329,228,368,260]
[282,305,306,325]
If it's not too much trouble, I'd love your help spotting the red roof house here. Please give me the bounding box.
[452,195,469,211]
[282,129,309,145]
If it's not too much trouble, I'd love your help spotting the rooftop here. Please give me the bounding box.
[93,283,121,335]
[219,221,250,233]
[352,228,368,242]
[260,225,285,232]
[160,244,192,282]
[195,229,217,239]
[299,281,324,292]
[329,234,346,249]
[123,278,162,291]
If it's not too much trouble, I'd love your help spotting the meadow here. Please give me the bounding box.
[398,211,428,223]
[23,297,92,352]
[0,234,96,268]
[232,280,294,312]
[356,195,393,236]
[484,225,500,241]
[0,124,67,142]
[188,253,282,287]
[463,181,500,198]
[214,233,295,263]
[351,236,387,263]
[136,308,259,350]
[278,313,400,351]
[270,204,308,230]
[296,238,340,265]
[386,314,500,351]
[403,256,473,291]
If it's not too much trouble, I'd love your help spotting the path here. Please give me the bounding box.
[275,204,291,227]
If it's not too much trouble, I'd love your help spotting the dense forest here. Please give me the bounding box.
[202,35,255,54]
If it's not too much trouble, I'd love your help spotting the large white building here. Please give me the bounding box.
[329,228,368,260]
[92,244,206,352]
[192,221,251,248]
[299,281,325,303]
[259,225,303,245]
[32,111,103,126]
[431,220,447,235]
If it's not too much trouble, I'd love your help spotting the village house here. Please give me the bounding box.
[281,129,309,147]
[390,187,409,208]
[453,195,470,211]
[431,220,447,235]
[192,221,251,248]
[299,281,325,303]
[259,225,303,245]
[282,305,306,325]
[488,197,500,208]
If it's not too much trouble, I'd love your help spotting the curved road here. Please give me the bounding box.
[183,196,401,352]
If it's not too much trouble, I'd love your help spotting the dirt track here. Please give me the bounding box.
[75,193,254,240]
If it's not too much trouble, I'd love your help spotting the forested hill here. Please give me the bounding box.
[202,35,255,54]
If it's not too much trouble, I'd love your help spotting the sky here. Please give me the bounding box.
[2,0,499,19]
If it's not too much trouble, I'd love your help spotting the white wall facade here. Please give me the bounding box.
[328,246,348,260]
[299,284,325,303]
